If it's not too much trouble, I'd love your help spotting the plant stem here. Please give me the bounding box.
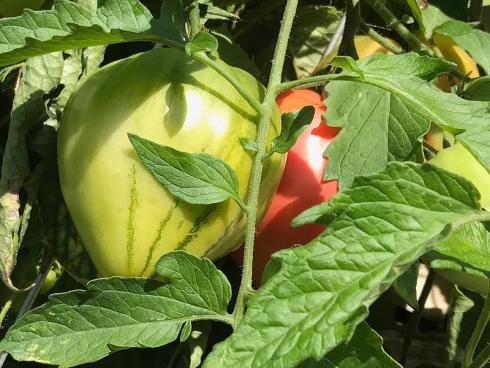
[192,52,262,113]
[359,20,404,54]
[0,299,13,328]
[155,15,263,114]
[401,269,436,364]
[276,74,359,93]
[338,0,360,59]
[231,0,299,329]
[462,282,490,368]
[363,0,432,54]
[189,0,200,39]
[470,342,490,368]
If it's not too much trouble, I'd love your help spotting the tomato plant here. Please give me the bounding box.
[58,47,285,277]
[0,1,490,368]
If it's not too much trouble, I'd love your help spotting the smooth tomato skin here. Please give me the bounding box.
[0,0,44,17]
[431,143,490,209]
[430,143,490,294]
[233,89,339,282]
[58,48,285,277]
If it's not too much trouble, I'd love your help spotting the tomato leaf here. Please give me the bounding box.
[424,222,490,294]
[288,5,342,78]
[128,134,243,206]
[405,0,425,35]
[435,20,490,75]
[323,81,428,189]
[330,56,364,77]
[199,0,240,24]
[203,163,487,368]
[462,77,490,101]
[270,106,315,154]
[392,262,420,311]
[407,3,452,39]
[240,137,259,153]
[185,32,219,56]
[158,0,187,43]
[300,323,402,367]
[325,52,490,189]
[0,251,232,366]
[0,54,63,290]
[291,200,334,227]
[357,52,456,80]
[0,0,183,67]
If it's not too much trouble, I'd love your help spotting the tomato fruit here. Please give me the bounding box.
[354,35,399,59]
[58,48,285,277]
[431,143,490,209]
[430,143,490,294]
[233,89,339,282]
[0,0,44,17]
[432,33,479,79]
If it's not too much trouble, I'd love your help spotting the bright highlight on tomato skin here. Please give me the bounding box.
[233,89,339,282]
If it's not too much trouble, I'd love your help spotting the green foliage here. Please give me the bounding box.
[185,31,219,55]
[270,106,314,154]
[129,134,243,206]
[324,53,490,188]
[288,5,342,77]
[1,0,490,367]
[301,323,402,367]
[0,54,64,290]
[0,252,232,366]
[203,163,487,368]
[0,0,181,67]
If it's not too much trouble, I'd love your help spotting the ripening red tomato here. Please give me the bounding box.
[232,89,339,283]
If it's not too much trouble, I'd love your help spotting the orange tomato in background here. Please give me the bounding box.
[233,89,339,283]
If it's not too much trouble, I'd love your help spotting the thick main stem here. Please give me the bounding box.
[232,0,299,329]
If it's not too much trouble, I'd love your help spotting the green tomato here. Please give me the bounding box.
[430,142,490,209]
[430,143,490,294]
[0,0,45,17]
[58,48,285,277]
